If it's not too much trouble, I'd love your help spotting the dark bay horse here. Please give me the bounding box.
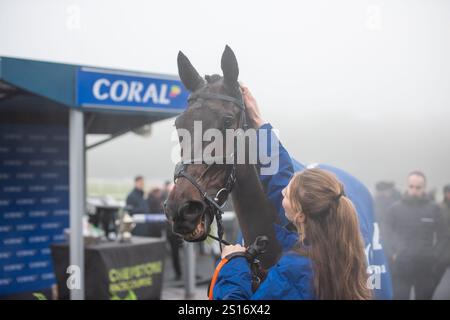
[164,46,281,268]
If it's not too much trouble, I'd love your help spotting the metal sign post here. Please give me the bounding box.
[184,242,196,299]
[69,109,85,300]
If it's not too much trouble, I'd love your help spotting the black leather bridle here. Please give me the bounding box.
[170,90,248,251]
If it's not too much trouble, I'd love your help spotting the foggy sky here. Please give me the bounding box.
[1,0,449,195]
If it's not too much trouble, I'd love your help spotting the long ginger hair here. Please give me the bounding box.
[288,168,372,300]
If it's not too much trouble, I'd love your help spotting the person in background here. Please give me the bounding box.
[374,181,401,260]
[441,184,450,235]
[386,171,446,299]
[125,176,149,215]
[161,180,172,200]
[432,184,450,292]
[148,187,164,213]
[163,181,183,281]
[428,188,437,201]
[143,187,165,238]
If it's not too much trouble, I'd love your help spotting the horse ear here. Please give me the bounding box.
[177,51,205,92]
[221,45,239,87]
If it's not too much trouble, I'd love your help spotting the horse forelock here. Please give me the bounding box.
[205,74,222,84]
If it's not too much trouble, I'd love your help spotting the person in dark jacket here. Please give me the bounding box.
[432,184,450,292]
[374,181,402,259]
[163,181,183,281]
[144,187,165,238]
[386,171,446,299]
[147,187,164,213]
[125,176,149,214]
[441,184,450,237]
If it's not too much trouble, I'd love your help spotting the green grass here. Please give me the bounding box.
[87,180,132,201]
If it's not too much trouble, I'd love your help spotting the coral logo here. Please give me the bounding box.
[78,69,189,111]
[169,85,181,98]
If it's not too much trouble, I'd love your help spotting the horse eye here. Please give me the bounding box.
[223,116,234,129]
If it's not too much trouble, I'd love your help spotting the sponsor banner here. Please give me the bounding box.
[0,124,69,296]
[76,67,189,113]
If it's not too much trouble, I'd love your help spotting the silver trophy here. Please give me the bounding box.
[117,206,136,243]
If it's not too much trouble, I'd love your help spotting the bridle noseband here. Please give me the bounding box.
[169,90,248,251]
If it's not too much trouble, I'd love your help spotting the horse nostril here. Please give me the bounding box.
[178,200,205,217]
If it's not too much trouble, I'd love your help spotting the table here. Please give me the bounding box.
[51,237,165,300]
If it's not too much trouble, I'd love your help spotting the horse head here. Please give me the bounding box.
[165,46,246,242]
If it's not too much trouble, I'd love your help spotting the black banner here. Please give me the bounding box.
[51,237,165,300]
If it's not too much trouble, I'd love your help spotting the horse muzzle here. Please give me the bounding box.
[167,200,213,242]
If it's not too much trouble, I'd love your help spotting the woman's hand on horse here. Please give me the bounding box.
[240,84,266,129]
[221,244,246,259]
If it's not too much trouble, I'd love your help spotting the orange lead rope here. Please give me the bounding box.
[208,236,269,300]
[208,258,229,300]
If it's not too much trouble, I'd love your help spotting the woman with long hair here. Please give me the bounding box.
[211,87,372,300]
[285,169,371,299]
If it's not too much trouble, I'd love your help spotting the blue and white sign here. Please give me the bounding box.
[0,124,69,296]
[76,67,189,113]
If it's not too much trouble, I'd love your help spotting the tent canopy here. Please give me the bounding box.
[0,57,188,134]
